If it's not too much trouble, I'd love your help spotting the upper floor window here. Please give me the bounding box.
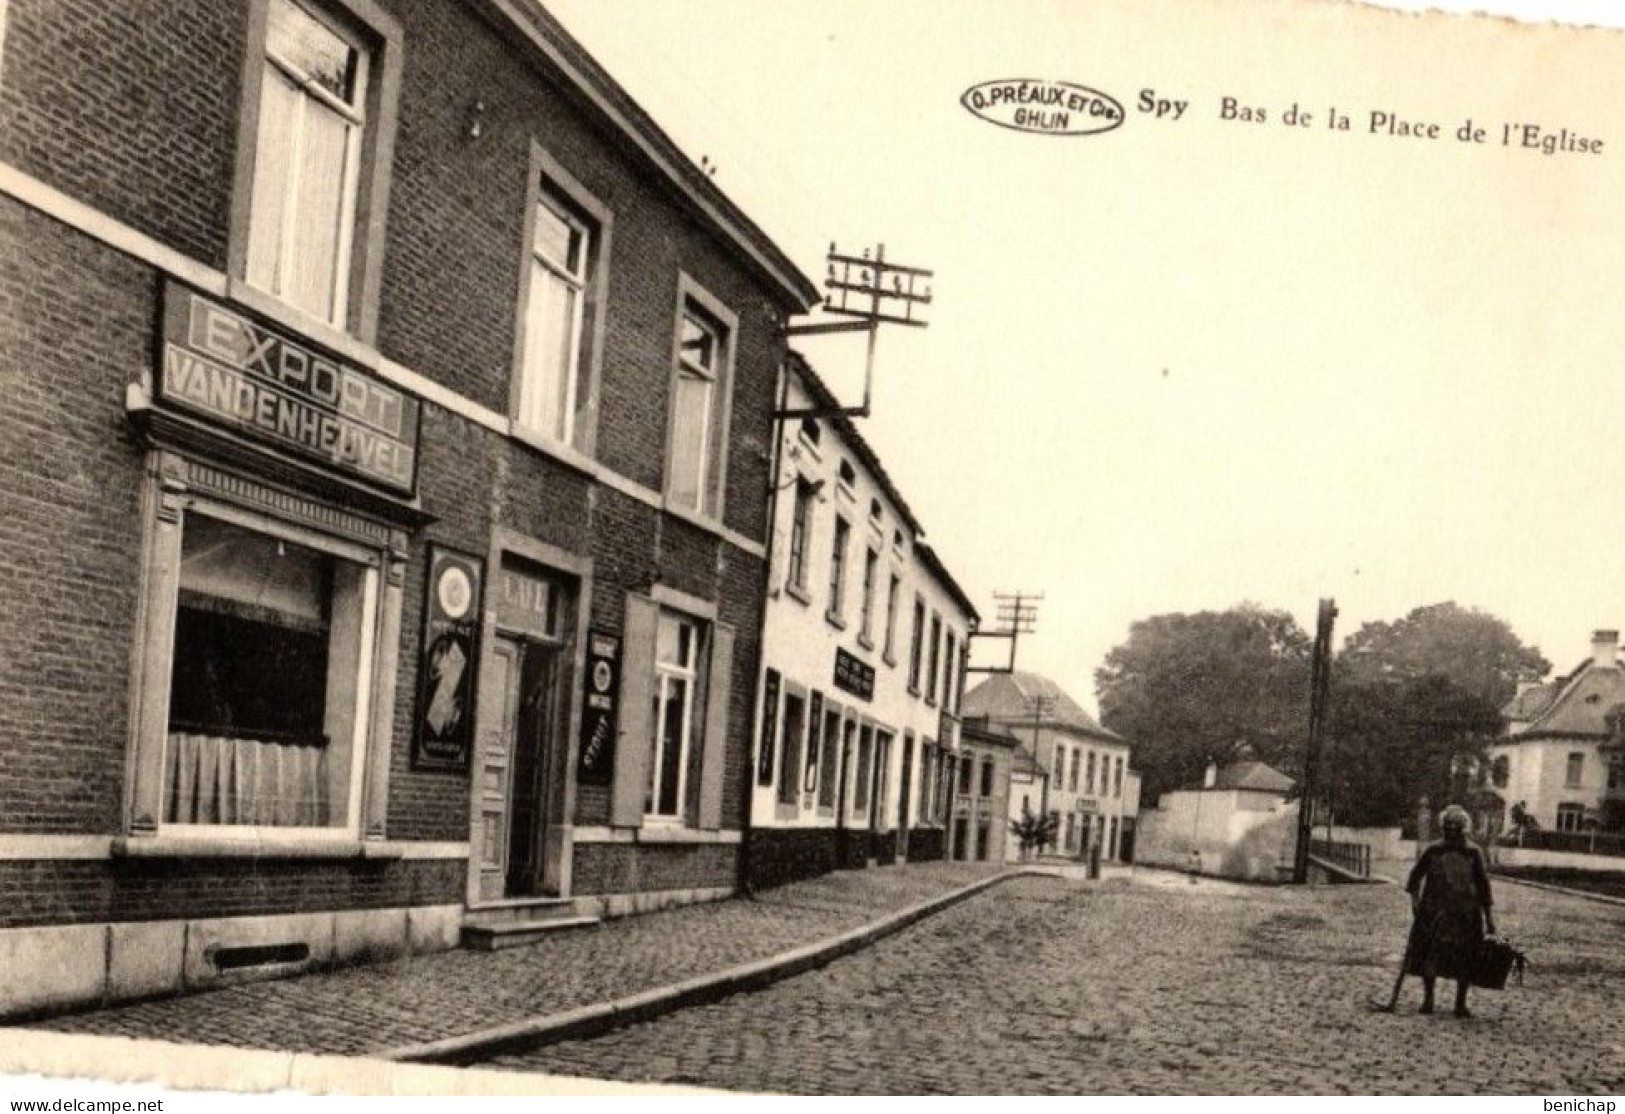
[908,597,926,693]
[884,572,902,660]
[838,459,857,491]
[980,758,994,798]
[666,279,737,519]
[798,416,821,448]
[517,191,591,443]
[942,631,957,708]
[859,548,880,643]
[1566,751,1585,788]
[828,516,851,622]
[1085,751,1096,795]
[1491,755,1510,789]
[246,0,369,325]
[1113,756,1124,797]
[868,497,883,523]
[787,477,817,595]
[925,612,942,705]
[1069,749,1080,793]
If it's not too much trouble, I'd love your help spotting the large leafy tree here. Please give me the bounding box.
[1325,603,1547,827]
[1336,602,1549,707]
[1094,605,1313,803]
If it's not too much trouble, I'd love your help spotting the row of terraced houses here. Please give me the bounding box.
[0,0,1023,1018]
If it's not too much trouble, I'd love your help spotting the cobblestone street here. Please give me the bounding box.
[32,863,999,1056]
[493,872,1625,1094]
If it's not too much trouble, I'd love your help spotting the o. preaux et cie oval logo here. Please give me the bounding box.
[960,79,1124,136]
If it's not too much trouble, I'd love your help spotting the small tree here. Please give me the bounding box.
[1011,807,1059,861]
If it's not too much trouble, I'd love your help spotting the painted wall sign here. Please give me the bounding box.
[413,546,483,772]
[496,564,559,639]
[757,668,781,787]
[960,79,1125,137]
[833,647,876,702]
[157,281,421,494]
[577,629,621,786]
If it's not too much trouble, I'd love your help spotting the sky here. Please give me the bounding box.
[543,0,1625,712]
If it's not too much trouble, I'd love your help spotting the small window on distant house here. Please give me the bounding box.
[1566,752,1585,787]
[1491,755,1510,789]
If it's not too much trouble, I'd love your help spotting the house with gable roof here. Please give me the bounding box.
[1490,629,1625,833]
[961,671,1138,862]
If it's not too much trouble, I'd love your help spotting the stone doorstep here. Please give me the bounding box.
[382,867,1051,1066]
[460,916,603,951]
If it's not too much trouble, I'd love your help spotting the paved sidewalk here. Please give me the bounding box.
[28,862,1003,1057]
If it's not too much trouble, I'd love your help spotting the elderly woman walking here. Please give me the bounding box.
[1404,804,1496,1017]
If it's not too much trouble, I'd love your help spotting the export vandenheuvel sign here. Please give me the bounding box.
[961,79,1125,136]
[157,281,421,494]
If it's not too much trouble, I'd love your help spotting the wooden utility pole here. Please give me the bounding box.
[1293,598,1338,884]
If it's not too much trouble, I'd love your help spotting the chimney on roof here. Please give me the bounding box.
[1203,760,1218,789]
[1593,629,1619,670]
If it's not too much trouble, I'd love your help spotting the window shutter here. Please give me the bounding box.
[611,593,658,827]
[697,622,735,830]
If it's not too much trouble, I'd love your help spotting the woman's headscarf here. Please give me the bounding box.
[1439,804,1470,831]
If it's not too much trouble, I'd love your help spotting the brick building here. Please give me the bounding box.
[0,0,819,1015]
[747,356,979,888]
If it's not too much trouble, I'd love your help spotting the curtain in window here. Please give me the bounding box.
[521,261,578,439]
[286,97,352,321]
[670,371,710,509]
[165,733,327,826]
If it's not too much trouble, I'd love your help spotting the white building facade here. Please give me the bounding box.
[747,356,980,887]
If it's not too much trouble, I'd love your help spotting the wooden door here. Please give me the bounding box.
[476,638,521,902]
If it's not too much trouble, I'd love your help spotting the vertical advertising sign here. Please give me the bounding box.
[413,546,484,772]
[577,629,622,786]
[757,669,781,786]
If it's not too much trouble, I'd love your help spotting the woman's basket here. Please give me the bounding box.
[1469,936,1528,990]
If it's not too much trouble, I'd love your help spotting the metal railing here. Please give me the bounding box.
[1499,828,1625,856]
[1308,838,1372,878]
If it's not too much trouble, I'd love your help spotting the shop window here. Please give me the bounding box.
[777,691,806,806]
[1609,757,1623,791]
[818,708,842,810]
[976,821,990,862]
[1555,803,1585,832]
[164,511,376,829]
[923,740,936,821]
[665,279,737,519]
[854,724,874,818]
[648,610,706,820]
[612,594,733,830]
